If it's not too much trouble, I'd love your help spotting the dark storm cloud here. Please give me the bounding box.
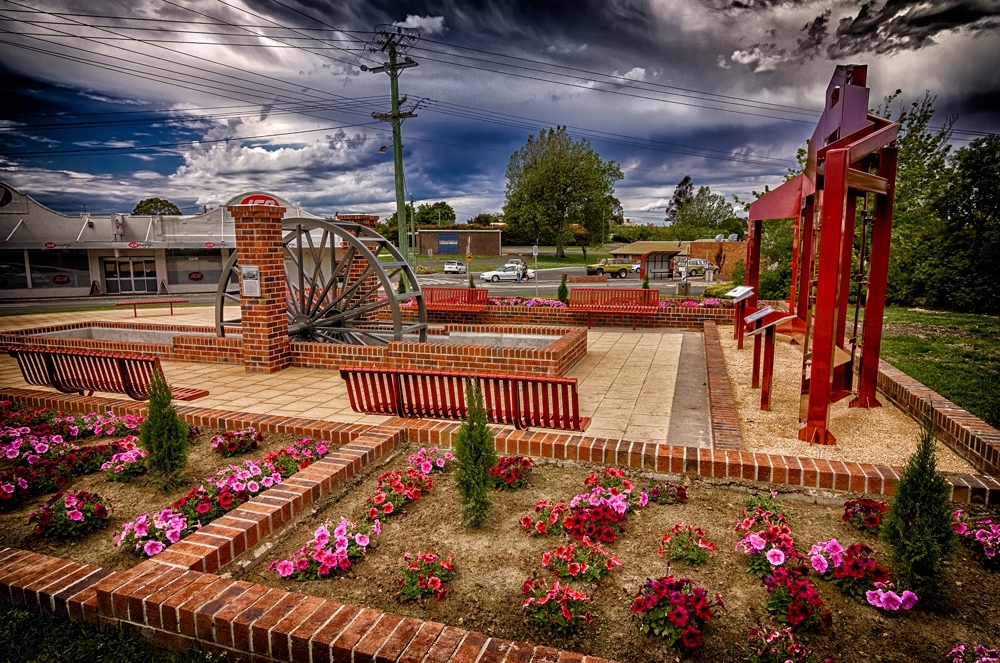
[828,0,1000,57]
[797,10,830,56]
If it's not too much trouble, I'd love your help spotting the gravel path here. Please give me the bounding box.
[718,331,976,473]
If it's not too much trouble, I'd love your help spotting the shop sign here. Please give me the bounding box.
[188,271,204,282]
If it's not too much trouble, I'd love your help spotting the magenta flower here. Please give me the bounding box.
[143,540,164,556]
[880,590,902,610]
[67,509,84,522]
[355,533,370,547]
[900,591,918,610]
[765,548,785,566]
[810,554,828,574]
[276,560,294,577]
[421,460,433,474]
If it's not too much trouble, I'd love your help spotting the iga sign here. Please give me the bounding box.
[52,275,71,285]
[128,242,140,249]
[44,242,57,249]
[187,271,204,282]
[238,194,280,206]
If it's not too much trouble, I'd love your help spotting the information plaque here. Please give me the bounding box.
[725,285,754,302]
[744,305,774,325]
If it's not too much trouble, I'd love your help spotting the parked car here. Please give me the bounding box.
[585,258,631,278]
[480,264,535,282]
[682,258,720,277]
[506,258,527,268]
[631,261,641,273]
[443,260,467,274]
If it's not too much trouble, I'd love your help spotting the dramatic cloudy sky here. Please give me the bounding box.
[1,0,999,222]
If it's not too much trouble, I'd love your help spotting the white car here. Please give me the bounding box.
[480,265,535,282]
[443,260,467,274]
[631,261,641,273]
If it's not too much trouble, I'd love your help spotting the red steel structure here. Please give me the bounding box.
[744,64,898,445]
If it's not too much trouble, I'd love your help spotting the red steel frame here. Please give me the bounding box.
[744,64,898,445]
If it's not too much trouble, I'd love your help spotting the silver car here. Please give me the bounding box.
[443,260,467,274]
[479,265,535,282]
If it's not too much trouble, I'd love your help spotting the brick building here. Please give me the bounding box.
[416,229,502,257]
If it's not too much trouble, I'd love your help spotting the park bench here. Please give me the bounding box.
[8,346,209,401]
[568,287,660,330]
[420,287,488,313]
[338,366,589,432]
[115,299,189,317]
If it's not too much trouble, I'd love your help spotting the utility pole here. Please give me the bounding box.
[361,27,418,264]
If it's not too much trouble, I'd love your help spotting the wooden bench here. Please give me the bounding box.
[648,268,674,280]
[420,287,488,313]
[339,366,589,432]
[8,347,209,401]
[116,299,189,317]
[568,288,660,330]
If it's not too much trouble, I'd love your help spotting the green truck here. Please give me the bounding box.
[585,258,631,279]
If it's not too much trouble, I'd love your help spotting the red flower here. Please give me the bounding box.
[679,626,702,649]
[93,503,108,519]
[368,507,379,520]
[195,501,212,515]
[218,491,234,510]
[383,502,394,515]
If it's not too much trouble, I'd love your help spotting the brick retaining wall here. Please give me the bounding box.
[703,321,744,451]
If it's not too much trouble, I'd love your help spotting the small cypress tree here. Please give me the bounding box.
[453,379,499,528]
[139,369,189,490]
[882,420,957,608]
[557,274,569,304]
[642,272,650,289]
[398,274,408,295]
[468,272,476,288]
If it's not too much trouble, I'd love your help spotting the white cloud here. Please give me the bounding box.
[393,15,447,35]
[622,67,647,81]
[639,198,670,212]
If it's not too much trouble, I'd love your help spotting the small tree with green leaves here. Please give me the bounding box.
[454,379,498,528]
[139,369,189,490]
[642,271,650,289]
[557,274,569,304]
[468,271,476,288]
[398,274,408,295]
[882,419,957,608]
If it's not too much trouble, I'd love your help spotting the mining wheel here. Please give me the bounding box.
[215,218,427,345]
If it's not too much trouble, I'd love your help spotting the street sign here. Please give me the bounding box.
[466,253,473,262]
[532,244,538,257]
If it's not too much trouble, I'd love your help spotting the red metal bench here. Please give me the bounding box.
[8,347,209,401]
[568,288,660,329]
[115,299,189,317]
[339,366,589,432]
[415,287,488,313]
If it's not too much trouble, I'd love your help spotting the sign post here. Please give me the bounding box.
[533,243,539,297]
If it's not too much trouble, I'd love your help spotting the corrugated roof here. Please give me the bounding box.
[613,240,691,255]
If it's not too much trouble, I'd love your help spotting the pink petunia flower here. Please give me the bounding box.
[143,540,164,556]
[276,560,294,578]
[67,509,84,522]
[900,591,918,610]
[811,554,828,574]
[765,548,785,566]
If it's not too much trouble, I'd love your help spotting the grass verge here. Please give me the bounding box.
[880,307,1000,428]
[0,601,230,663]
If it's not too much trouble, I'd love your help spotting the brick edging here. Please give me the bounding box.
[702,321,745,451]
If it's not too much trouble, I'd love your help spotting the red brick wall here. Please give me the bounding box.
[230,205,290,373]
[689,241,746,280]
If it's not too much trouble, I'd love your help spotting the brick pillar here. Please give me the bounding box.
[229,205,290,373]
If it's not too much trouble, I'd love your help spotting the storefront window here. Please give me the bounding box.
[27,249,90,288]
[0,250,27,290]
[165,248,223,285]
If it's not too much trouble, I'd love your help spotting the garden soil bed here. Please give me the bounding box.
[0,423,301,572]
[248,449,1000,663]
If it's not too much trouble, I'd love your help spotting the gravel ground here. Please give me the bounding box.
[718,332,976,473]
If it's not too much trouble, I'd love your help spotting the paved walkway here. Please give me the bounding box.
[0,306,711,447]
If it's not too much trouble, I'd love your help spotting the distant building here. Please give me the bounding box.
[613,238,746,279]
[0,182,329,299]
[416,229,502,257]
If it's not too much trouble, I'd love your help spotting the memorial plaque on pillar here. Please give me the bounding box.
[241,265,260,298]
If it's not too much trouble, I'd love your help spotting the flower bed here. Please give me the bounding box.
[250,452,1000,663]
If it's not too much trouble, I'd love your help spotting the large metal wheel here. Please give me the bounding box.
[215,218,427,345]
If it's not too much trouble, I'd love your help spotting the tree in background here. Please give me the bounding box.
[412,201,456,226]
[929,134,1000,313]
[877,93,956,309]
[454,379,498,528]
[664,185,743,241]
[664,175,694,224]
[139,370,189,490]
[132,198,181,215]
[503,126,622,257]
[468,213,499,226]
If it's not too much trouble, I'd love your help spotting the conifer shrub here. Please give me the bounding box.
[139,369,189,491]
[642,272,650,289]
[454,379,498,528]
[397,274,408,295]
[469,272,476,288]
[882,420,957,608]
[557,274,569,304]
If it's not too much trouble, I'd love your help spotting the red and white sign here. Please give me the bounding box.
[204,242,215,249]
[128,241,139,249]
[44,242,56,249]
[187,271,204,282]
[238,194,280,207]
[52,275,71,285]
